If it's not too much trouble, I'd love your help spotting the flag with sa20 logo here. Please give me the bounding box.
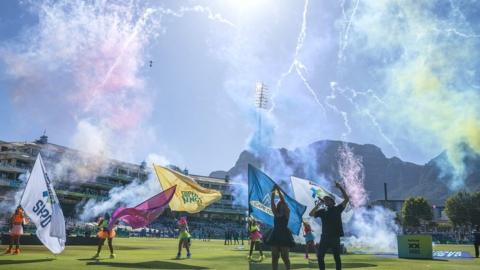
[20,154,66,254]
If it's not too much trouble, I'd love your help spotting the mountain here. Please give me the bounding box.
[209,140,480,205]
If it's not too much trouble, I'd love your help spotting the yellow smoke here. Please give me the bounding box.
[352,0,480,188]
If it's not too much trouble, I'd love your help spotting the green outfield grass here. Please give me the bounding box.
[0,238,478,270]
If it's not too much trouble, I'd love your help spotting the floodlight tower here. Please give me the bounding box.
[255,82,269,146]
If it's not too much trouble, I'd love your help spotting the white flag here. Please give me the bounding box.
[20,154,66,254]
[291,176,343,241]
[290,176,341,218]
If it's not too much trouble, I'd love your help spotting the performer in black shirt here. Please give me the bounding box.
[309,182,349,270]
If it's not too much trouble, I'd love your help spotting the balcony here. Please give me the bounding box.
[203,206,246,214]
[0,177,25,188]
[0,151,35,161]
[56,190,108,200]
[0,163,29,174]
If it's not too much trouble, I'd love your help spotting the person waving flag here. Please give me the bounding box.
[248,164,306,235]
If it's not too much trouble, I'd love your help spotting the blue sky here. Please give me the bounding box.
[1,0,479,179]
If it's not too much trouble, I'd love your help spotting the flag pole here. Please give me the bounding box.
[152,163,165,191]
[18,154,40,206]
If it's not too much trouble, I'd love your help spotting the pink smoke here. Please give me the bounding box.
[338,143,367,207]
[1,0,158,134]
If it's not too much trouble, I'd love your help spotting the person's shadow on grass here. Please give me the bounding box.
[85,260,210,269]
[0,258,55,265]
[249,262,377,269]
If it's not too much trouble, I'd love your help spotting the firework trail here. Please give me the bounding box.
[337,0,360,63]
[271,0,325,114]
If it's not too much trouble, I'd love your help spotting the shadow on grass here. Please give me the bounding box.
[0,258,55,265]
[115,246,151,250]
[249,262,377,269]
[326,262,377,268]
[86,260,210,269]
[77,258,108,261]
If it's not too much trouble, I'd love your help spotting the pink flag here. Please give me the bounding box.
[109,186,176,230]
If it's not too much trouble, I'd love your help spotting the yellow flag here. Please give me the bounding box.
[153,165,222,213]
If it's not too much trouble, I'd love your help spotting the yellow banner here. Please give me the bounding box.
[153,165,222,213]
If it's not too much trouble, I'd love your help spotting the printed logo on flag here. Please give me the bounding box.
[181,191,203,206]
[32,198,52,228]
[249,193,274,216]
[262,194,271,205]
[249,201,274,216]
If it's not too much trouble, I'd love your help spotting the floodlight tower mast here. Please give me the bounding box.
[255,82,268,146]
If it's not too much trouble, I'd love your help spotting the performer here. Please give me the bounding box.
[302,219,316,259]
[92,213,117,259]
[176,216,191,259]
[309,181,349,270]
[5,206,28,255]
[247,217,264,261]
[265,185,295,270]
[473,225,480,258]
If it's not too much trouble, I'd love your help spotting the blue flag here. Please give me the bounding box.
[248,164,306,235]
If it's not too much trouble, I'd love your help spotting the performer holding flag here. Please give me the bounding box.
[265,185,295,270]
[5,206,29,254]
[309,181,349,270]
[248,165,306,235]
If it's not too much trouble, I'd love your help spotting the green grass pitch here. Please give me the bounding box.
[0,238,478,269]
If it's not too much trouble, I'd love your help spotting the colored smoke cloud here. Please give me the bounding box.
[1,0,160,170]
[347,0,480,190]
[338,143,367,208]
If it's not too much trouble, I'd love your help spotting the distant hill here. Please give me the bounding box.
[209,140,480,205]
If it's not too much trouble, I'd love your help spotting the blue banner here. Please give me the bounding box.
[248,164,306,235]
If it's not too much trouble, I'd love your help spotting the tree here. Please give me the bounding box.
[401,197,433,228]
[445,191,480,226]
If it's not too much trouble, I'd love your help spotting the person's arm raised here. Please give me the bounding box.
[271,185,278,215]
[336,181,349,208]
[277,187,290,218]
[309,198,324,217]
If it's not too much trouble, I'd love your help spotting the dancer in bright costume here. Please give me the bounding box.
[176,216,191,259]
[247,217,265,261]
[93,213,117,259]
[302,220,316,259]
[5,206,28,255]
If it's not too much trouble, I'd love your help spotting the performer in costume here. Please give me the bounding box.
[247,217,265,261]
[176,216,191,259]
[265,185,295,270]
[302,220,316,259]
[5,206,28,255]
[93,213,117,259]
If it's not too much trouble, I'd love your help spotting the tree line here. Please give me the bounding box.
[400,191,480,228]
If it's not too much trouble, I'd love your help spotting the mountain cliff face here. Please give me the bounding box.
[210,140,480,204]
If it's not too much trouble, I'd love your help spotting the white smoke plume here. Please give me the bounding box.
[343,206,399,253]
[78,175,160,221]
[78,154,169,221]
